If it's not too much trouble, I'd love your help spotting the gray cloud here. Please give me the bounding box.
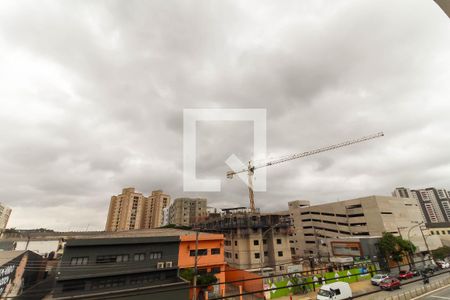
[0,0,449,230]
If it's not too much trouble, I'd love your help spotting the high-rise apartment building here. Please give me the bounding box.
[105,188,171,231]
[393,187,450,224]
[145,190,171,229]
[0,203,11,230]
[289,196,442,258]
[168,198,207,226]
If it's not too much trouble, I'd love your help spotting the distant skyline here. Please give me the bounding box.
[0,0,449,230]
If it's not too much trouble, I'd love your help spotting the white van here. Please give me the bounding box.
[316,282,352,300]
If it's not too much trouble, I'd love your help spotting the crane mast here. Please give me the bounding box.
[227,132,384,212]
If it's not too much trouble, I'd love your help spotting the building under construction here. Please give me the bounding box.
[195,207,294,274]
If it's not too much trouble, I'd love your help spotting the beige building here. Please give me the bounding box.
[105,188,170,231]
[427,223,450,247]
[169,198,207,226]
[0,203,11,230]
[197,208,293,274]
[145,190,171,229]
[288,196,442,258]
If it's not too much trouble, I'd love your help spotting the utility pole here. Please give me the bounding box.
[418,224,434,263]
[193,231,199,300]
[397,226,403,239]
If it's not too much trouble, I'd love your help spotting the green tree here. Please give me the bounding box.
[432,246,450,260]
[179,268,218,289]
[397,238,417,266]
[180,268,195,281]
[378,232,407,272]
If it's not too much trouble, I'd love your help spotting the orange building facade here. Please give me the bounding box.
[178,233,226,297]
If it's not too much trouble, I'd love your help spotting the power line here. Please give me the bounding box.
[2,256,435,298]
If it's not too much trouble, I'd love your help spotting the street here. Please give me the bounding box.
[357,271,450,299]
[416,287,450,299]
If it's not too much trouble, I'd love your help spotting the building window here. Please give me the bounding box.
[91,277,126,290]
[263,239,267,245]
[235,253,238,259]
[190,249,208,256]
[70,257,88,266]
[149,252,162,259]
[431,231,434,235]
[277,239,282,244]
[211,248,221,255]
[62,280,86,292]
[96,255,128,264]
[255,253,260,259]
[278,251,283,257]
[253,240,259,246]
[264,251,268,257]
[235,241,238,246]
[442,231,446,235]
[134,253,145,261]
[116,254,129,263]
[210,267,221,274]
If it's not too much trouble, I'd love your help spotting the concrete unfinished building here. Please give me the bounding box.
[196,207,293,274]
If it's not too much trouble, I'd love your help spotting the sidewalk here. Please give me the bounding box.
[275,279,375,300]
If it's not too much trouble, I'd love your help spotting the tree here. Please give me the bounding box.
[378,232,416,272]
[397,238,417,266]
[179,268,218,288]
[432,246,450,260]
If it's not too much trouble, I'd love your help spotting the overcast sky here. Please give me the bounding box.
[0,0,449,231]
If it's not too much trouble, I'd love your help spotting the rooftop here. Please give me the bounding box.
[0,250,26,265]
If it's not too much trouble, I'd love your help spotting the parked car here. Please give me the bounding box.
[419,266,435,275]
[409,268,420,277]
[436,261,449,269]
[316,282,352,300]
[371,274,389,286]
[397,270,414,280]
[379,277,401,291]
[430,264,441,271]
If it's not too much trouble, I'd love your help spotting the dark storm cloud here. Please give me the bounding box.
[0,0,449,229]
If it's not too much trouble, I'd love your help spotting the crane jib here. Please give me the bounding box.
[225,132,384,212]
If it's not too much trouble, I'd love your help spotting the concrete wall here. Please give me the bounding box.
[15,240,60,257]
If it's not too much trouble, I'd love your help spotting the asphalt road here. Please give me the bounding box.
[358,270,450,299]
[416,286,450,299]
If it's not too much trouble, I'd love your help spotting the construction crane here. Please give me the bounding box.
[226,132,384,212]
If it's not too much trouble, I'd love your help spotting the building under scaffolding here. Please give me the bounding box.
[195,207,296,274]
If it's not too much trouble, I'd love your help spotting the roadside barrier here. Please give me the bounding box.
[355,271,450,300]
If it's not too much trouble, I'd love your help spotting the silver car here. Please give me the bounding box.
[371,274,389,286]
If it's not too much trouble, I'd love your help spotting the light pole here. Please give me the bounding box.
[407,222,422,267]
[418,225,434,263]
[259,226,273,275]
[259,218,290,275]
[407,222,434,265]
[259,223,283,276]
